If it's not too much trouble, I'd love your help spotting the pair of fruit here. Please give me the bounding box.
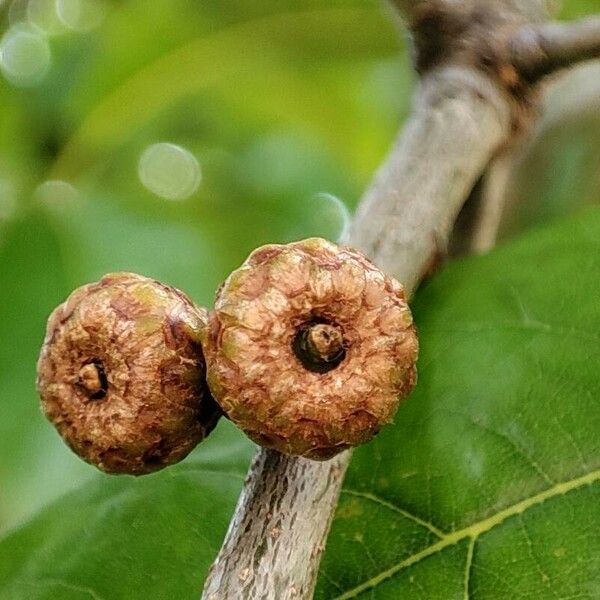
[37,238,419,475]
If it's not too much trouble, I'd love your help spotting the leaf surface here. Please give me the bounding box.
[0,423,253,600]
[317,209,600,598]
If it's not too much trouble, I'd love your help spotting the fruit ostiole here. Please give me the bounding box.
[37,239,418,471]
[36,272,220,475]
[202,237,418,459]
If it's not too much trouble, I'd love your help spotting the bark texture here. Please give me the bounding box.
[202,2,600,598]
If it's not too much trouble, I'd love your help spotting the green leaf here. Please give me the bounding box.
[2,210,599,599]
[0,421,253,600]
[316,209,600,598]
[0,470,241,600]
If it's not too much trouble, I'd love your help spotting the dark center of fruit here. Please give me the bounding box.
[78,362,108,400]
[293,322,346,373]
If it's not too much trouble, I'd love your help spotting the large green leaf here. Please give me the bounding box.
[0,420,253,600]
[1,210,599,599]
[317,209,600,598]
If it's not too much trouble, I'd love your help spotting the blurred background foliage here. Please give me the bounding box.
[0,0,599,534]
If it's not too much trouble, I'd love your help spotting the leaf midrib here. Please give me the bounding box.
[332,468,600,599]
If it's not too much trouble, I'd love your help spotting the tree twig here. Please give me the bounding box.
[350,66,510,290]
[202,61,513,600]
[199,2,600,599]
[511,16,600,82]
[469,151,517,253]
[536,59,600,128]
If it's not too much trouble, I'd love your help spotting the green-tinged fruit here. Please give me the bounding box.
[37,273,220,475]
[203,238,418,460]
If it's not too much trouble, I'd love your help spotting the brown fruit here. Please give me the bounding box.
[203,238,418,460]
[37,273,220,475]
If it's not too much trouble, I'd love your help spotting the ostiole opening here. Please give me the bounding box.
[292,320,346,374]
[78,361,108,400]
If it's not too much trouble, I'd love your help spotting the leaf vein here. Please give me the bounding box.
[332,469,600,600]
[32,579,106,600]
[341,489,446,538]
[463,536,476,600]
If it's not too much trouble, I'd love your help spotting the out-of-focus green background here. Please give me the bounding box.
[0,0,599,534]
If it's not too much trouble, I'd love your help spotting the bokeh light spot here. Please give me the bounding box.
[138,143,202,201]
[0,24,51,86]
[8,0,29,25]
[27,0,65,35]
[34,180,79,211]
[307,192,351,243]
[56,0,106,32]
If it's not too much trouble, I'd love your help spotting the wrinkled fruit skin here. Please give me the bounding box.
[37,273,220,475]
[203,238,418,460]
